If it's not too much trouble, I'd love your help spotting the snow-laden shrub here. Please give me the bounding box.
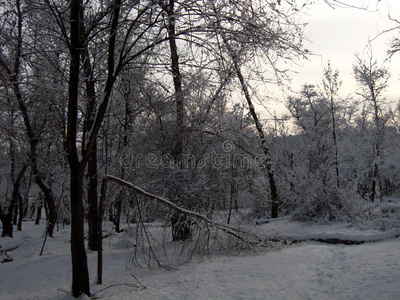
[292,184,364,223]
[360,197,400,230]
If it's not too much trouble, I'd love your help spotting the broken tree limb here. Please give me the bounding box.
[101,175,263,244]
[95,174,278,281]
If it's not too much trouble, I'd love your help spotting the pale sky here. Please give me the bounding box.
[266,0,400,116]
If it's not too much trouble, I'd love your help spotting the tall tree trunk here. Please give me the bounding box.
[68,0,90,296]
[164,0,184,161]
[220,33,279,218]
[114,95,131,233]
[66,0,122,295]
[81,12,99,251]
[162,0,190,241]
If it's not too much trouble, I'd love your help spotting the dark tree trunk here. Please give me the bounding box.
[370,179,376,202]
[114,190,123,233]
[12,203,18,225]
[81,14,99,250]
[227,181,237,225]
[69,165,91,297]
[167,5,184,162]
[35,180,57,237]
[17,193,23,231]
[18,174,32,231]
[87,148,99,250]
[108,204,114,223]
[0,204,13,237]
[162,0,191,241]
[171,212,191,241]
[1,214,13,237]
[97,179,107,285]
[67,0,90,296]
[35,202,42,225]
[1,164,27,237]
[65,0,121,295]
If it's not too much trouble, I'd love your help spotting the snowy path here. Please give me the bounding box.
[1,222,399,300]
[127,239,400,300]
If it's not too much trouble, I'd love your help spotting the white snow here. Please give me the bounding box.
[1,212,400,299]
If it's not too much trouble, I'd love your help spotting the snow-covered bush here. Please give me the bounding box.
[292,185,363,222]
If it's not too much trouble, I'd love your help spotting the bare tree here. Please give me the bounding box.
[353,53,390,202]
[208,0,309,218]
[0,0,58,237]
[322,62,342,188]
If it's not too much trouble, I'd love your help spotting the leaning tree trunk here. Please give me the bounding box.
[220,33,279,218]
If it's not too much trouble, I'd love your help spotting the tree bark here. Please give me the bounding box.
[69,164,90,297]
[87,149,99,250]
[166,0,185,162]
[0,213,14,237]
[97,179,107,285]
[18,173,32,231]
[81,12,99,251]
[17,193,24,231]
[114,190,123,233]
[67,0,90,296]
[161,0,191,241]
[67,0,122,296]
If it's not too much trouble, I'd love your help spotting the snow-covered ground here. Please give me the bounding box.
[1,205,400,300]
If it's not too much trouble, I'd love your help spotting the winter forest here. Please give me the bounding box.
[1,0,400,299]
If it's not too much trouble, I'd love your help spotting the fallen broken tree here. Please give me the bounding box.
[96,175,272,285]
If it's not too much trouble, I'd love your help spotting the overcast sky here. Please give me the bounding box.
[267,0,400,116]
